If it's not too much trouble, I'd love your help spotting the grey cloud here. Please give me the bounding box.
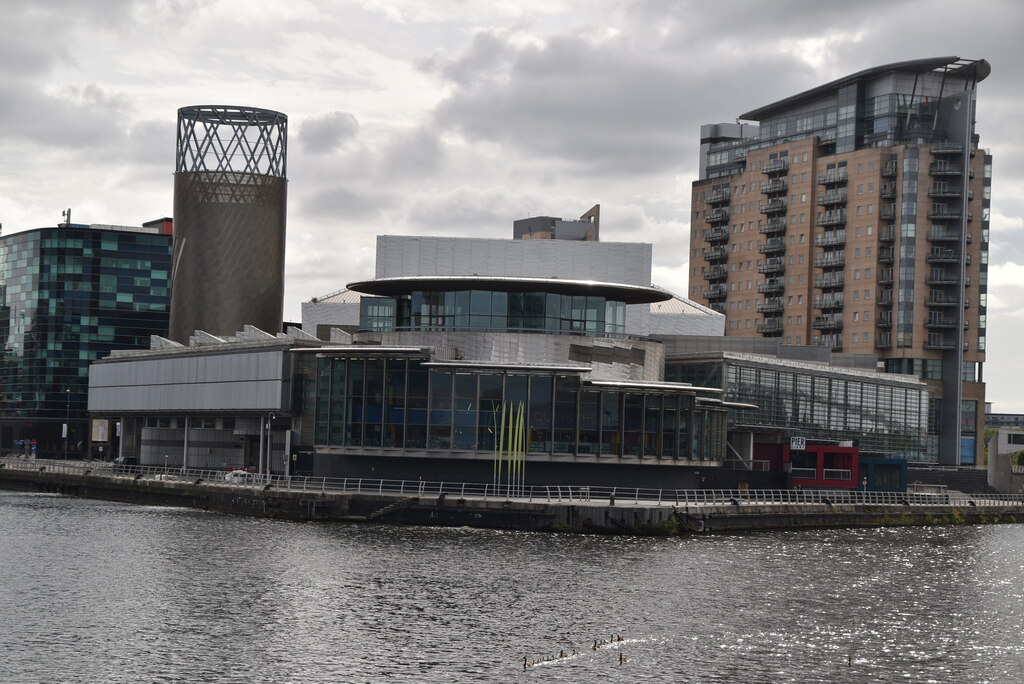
[0,81,130,149]
[299,112,360,154]
[380,126,444,179]
[301,184,396,221]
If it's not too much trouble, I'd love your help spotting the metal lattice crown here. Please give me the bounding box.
[176,106,287,178]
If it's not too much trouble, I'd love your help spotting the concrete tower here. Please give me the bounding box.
[170,105,288,342]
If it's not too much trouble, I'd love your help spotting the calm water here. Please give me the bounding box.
[2,491,1023,683]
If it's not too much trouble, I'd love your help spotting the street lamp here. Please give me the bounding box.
[64,388,70,460]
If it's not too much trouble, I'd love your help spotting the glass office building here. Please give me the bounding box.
[0,221,172,456]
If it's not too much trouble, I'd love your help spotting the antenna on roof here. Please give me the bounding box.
[61,208,71,227]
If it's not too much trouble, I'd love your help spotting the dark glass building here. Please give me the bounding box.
[0,220,172,457]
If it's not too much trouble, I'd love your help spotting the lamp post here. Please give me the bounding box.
[64,388,70,460]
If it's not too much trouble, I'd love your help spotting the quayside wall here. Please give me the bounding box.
[2,461,1023,536]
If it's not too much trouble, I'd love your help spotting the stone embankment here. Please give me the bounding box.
[2,458,1022,535]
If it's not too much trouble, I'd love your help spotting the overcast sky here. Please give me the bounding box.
[2,0,1023,409]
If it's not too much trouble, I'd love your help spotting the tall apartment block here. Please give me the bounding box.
[689,57,991,465]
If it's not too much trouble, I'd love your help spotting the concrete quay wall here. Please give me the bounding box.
[1,466,1022,535]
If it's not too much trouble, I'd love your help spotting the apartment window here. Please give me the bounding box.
[854,312,860,321]
[865,268,872,278]
[801,213,807,223]
[787,296,794,304]
[852,333,859,343]
[869,161,876,171]
[868,183,874,192]
[857,206,863,216]
[797,295,803,304]
[798,254,805,264]
[858,163,865,173]
[864,311,871,321]
[866,226,873,236]
[787,316,793,325]
[796,336,802,344]
[745,320,751,328]
[867,204,873,215]
[802,172,808,182]
[866,247,872,257]
[857,184,864,194]
[855,227,862,237]
[855,248,862,258]
[798,275,804,284]
[854,291,861,301]
[802,153,808,163]
[796,315,802,324]
[786,336,792,344]
[865,289,871,299]
[854,270,861,280]
[801,193,807,202]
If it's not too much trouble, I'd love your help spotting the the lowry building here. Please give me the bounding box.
[688,56,991,465]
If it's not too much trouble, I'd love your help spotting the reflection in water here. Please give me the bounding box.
[2,490,1023,683]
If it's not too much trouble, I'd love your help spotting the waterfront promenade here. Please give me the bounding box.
[2,456,1023,534]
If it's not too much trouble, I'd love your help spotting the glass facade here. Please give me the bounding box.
[666,359,929,460]
[315,356,724,461]
[358,290,627,336]
[0,226,172,453]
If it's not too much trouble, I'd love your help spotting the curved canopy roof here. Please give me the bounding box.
[346,275,673,305]
[740,56,990,121]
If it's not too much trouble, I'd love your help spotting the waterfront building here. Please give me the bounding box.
[1,219,173,457]
[689,57,991,466]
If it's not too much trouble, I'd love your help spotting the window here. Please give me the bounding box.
[858,184,864,194]
[854,312,860,321]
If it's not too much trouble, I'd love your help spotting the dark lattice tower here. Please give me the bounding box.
[170,105,288,342]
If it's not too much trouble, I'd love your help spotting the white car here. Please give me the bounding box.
[224,470,254,483]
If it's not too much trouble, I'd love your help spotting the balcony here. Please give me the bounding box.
[812,314,843,331]
[877,269,894,285]
[819,334,843,352]
[926,248,960,264]
[878,289,894,307]
[704,265,728,282]
[879,225,897,242]
[926,271,959,285]
[756,297,784,314]
[756,319,784,335]
[814,252,845,269]
[930,143,964,155]
[882,160,898,177]
[928,184,962,199]
[817,129,837,144]
[924,334,957,350]
[757,257,786,275]
[759,238,786,256]
[877,332,892,349]
[814,273,844,290]
[761,178,787,194]
[758,278,784,295]
[927,227,964,242]
[703,284,727,300]
[818,189,848,206]
[814,294,843,311]
[703,245,729,262]
[708,302,726,314]
[927,293,960,307]
[706,208,730,224]
[877,311,892,328]
[880,182,897,199]
[704,227,730,243]
[816,210,847,227]
[877,246,895,263]
[929,162,973,178]
[760,198,787,214]
[817,169,848,186]
[815,230,845,248]
[879,204,897,220]
[761,159,789,175]
[760,217,787,235]
[928,206,962,220]
[925,317,960,329]
[706,188,731,205]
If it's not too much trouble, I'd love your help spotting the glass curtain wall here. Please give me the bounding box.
[315,357,716,460]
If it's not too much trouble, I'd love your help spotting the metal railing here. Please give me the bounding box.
[5,457,1024,508]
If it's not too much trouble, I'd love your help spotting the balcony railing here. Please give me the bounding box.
[817,170,848,185]
[877,270,894,285]
[930,143,964,155]
[926,272,959,285]
[925,317,960,329]
[757,279,784,294]
[812,315,843,331]
[757,258,786,275]
[704,227,730,243]
[877,311,892,328]
[761,178,787,194]
[761,159,789,174]
[926,293,960,307]
[706,189,731,205]
[924,335,957,350]
[703,245,729,261]
[706,208,730,224]
[814,294,843,311]
[814,253,845,269]
[927,228,963,242]
[759,238,786,255]
[814,274,845,289]
[882,160,898,177]
[704,265,728,282]
[703,284,727,300]
[756,297,784,314]
[760,198,787,214]
[877,332,892,348]
[878,289,894,306]
[815,230,846,248]
[926,248,960,263]
[756,319,784,335]
[877,246,895,263]
[879,205,897,220]
[928,185,962,198]
[816,211,847,227]
[880,182,897,199]
[760,217,787,234]
[879,225,896,242]
[928,207,962,220]
[818,190,848,206]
